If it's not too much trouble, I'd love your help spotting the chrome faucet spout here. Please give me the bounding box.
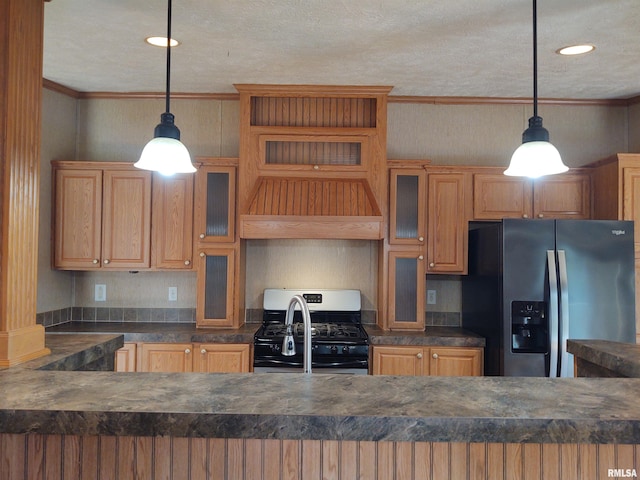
[282,294,312,373]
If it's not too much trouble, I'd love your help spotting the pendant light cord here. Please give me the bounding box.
[532,0,538,118]
[165,0,172,114]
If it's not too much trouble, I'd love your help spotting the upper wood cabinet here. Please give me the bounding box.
[426,171,470,274]
[389,169,427,246]
[472,170,591,220]
[53,162,152,270]
[193,162,237,244]
[193,158,242,329]
[53,161,198,271]
[151,173,194,269]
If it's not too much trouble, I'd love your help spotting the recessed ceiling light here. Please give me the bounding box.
[556,44,595,56]
[145,36,180,48]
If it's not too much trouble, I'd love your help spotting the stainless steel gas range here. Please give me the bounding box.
[253,289,369,374]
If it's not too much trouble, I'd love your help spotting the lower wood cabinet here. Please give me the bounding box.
[371,345,483,376]
[115,342,252,373]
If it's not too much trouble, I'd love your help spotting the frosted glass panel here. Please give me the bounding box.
[395,257,417,322]
[205,172,229,237]
[204,255,228,319]
[395,175,419,239]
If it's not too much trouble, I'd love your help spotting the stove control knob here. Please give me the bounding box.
[342,346,349,354]
[330,345,338,354]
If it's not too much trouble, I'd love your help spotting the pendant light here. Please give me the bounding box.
[504,0,568,178]
[135,0,195,176]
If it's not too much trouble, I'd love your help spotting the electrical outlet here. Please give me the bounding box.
[168,287,178,302]
[95,284,106,302]
[427,290,437,305]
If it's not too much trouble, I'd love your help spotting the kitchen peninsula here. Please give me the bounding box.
[1,333,639,479]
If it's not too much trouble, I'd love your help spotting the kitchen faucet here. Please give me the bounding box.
[281,294,312,373]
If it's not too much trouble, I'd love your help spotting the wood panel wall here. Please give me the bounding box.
[1,434,637,480]
[0,0,49,365]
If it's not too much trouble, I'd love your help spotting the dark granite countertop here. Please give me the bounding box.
[366,325,485,347]
[46,322,485,347]
[2,366,640,444]
[0,333,638,444]
[46,321,259,343]
[567,340,640,378]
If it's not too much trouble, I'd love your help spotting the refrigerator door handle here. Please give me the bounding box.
[557,250,571,377]
[547,250,559,377]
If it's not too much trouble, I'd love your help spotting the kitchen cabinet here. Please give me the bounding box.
[151,173,194,269]
[193,158,242,328]
[387,250,426,330]
[193,343,252,373]
[53,163,152,270]
[194,163,236,244]
[371,345,483,376]
[426,170,470,273]
[389,168,427,246]
[590,153,640,343]
[134,342,252,373]
[114,342,136,372]
[196,247,240,328]
[472,170,591,220]
[138,342,194,372]
[386,164,469,331]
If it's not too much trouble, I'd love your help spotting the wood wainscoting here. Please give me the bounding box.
[0,434,637,479]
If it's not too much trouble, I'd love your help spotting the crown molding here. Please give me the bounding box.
[42,78,636,107]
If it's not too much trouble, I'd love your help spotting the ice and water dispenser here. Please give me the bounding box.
[511,301,548,353]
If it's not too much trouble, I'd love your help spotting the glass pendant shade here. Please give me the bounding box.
[505,115,568,178]
[505,141,567,178]
[137,137,195,176]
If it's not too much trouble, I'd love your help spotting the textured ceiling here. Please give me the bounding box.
[43,0,640,99]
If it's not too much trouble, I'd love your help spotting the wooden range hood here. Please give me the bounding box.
[239,176,383,239]
[236,84,391,240]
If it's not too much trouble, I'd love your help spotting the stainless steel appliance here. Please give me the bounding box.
[253,289,369,374]
[462,219,636,377]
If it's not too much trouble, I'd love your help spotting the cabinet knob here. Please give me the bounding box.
[184,260,191,266]
[92,259,99,264]
[199,233,205,239]
[418,255,424,261]
[538,213,544,218]
[418,236,424,242]
[200,348,207,354]
[432,353,438,359]
[416,353,423,359]
[313,165,319,170]
[429,262,435,268]
[200,252,205,258]
[522,214,529,219]
[103,259,110,264]
[185,348,191,354]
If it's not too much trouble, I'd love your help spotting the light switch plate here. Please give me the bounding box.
[168,287,178,302]
[427,290,436,305]
[95,284,106,302]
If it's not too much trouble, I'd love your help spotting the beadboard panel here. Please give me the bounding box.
[1,434,637,480]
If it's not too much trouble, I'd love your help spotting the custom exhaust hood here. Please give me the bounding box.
[239,176,383,240]
[235,84,391,240]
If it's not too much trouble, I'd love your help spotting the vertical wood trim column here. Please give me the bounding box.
[0,0,50,366]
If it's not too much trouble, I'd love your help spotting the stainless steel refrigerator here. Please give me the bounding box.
[462,219,636,377]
